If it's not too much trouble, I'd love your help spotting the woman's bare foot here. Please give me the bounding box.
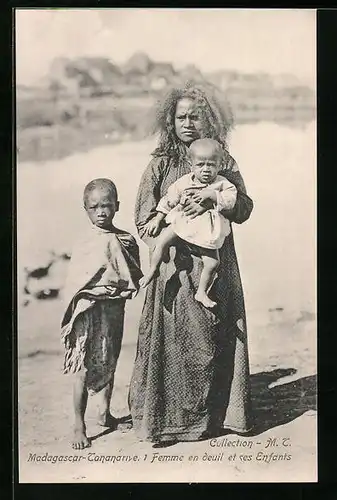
[72,424,90,450]
[195,292,217,309]
[97,411,118,429]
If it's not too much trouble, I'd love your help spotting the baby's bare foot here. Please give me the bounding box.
[97,412,118,428]
[72,425,90,450]
[195,292,217,309]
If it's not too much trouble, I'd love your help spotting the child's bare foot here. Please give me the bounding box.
[116,420,133,432]
[115,415,133,433]
[97,411,118,428]
[72,425,91,450]
[195,292,217,309]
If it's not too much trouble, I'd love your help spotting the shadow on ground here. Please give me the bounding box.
[90,368,317,446]
[247,368,317,435]
[90,414,133,442]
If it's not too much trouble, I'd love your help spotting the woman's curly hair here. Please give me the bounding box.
[151,80,234,158]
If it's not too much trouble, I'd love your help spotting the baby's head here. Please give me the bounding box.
[83,178,119,229]
[189,138,224,184]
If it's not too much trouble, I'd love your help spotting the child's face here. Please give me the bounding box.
[191,146,222,184]
[84,188,118,229]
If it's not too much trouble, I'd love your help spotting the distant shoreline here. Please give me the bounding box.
[16,95,315,164]
[16,54,315,163]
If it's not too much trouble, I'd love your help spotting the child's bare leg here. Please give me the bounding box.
[140,226,178,288]
[96,378,133,431]
[97,379,116,427]
[195,249,219,308]
[72,371,90,449]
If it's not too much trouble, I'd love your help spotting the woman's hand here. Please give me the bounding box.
[182,198,209,219]
[192,188,217,205]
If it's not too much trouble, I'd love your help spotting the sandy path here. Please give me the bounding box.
[18,294,316,482]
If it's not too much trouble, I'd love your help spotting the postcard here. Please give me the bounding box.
[16,8,316,483]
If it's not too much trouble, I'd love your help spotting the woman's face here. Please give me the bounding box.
[174,98,204,144]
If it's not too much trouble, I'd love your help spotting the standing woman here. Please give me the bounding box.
[129,82,254,444]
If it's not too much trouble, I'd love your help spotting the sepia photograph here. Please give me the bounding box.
[16,8,316,483]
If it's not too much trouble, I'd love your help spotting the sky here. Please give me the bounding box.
[15,9,316,86]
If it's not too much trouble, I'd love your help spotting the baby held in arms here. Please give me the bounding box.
[140,138,237,308]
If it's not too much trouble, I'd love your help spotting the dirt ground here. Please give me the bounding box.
[17,122,317,483]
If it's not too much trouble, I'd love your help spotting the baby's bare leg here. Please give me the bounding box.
[195,249,220,308]
[140,226,178,287]
[72,371,90,449]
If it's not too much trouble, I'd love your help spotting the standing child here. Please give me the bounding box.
[140,139,237,308]
[61,178,142,449]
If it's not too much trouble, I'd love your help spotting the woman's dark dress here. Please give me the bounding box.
[129,150,254,442]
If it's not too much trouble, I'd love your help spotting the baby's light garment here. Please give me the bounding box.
[157,173,237,249]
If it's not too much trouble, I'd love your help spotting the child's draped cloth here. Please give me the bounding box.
[61,224,142,358]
